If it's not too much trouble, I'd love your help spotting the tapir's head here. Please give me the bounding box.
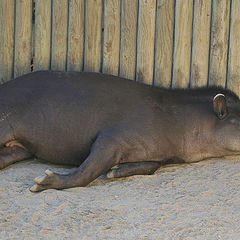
[213,92,240,154]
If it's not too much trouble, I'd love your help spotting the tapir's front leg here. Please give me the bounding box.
[0,145,33,169]
[30,135,121,192]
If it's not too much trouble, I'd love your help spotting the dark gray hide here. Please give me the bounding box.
[0,71,239,192]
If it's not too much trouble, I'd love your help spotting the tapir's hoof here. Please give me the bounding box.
[30,169,62,192]
[106,170,115,179]
[106,165,120,178]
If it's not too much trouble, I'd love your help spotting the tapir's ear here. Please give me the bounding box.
[213,94,228,120]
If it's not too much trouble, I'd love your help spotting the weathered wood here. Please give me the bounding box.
[208,0,231,87]
[136,0,156,84]
[172,0,193,88]
[51,0,68,71]
[84,0,102,72]
[154,0,174,87]
[102,0,121,75]
[119,0,138,80]
[227,0,240,97]
[67,0,84,72]
[0,0,14,83]
[14,0,32,78]
[190,0,212,87]
[35,0,51,71]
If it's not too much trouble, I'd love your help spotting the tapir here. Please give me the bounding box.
[0,71,239,192]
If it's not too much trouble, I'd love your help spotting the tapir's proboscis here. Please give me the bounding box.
[0,71,239,192]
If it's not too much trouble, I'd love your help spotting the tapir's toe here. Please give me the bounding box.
[34,176,47,185]
[106,170,115,179]
[29,184,46,192]
[34,170,54,185]
[30,169,63,192]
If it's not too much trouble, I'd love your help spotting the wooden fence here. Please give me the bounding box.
[0,0,240,96]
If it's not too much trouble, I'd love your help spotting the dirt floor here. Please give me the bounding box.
[1,157,240,239]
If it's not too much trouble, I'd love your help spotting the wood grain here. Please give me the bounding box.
[67,0,84,72]
[154,0,174,87]
[51,0,68,71]
[119,0,138,80]
[136,0,156,85]
[172,0,193,88]
[35,0,51,71]
[102,0,121,75]
[0,0,15,82]
[84,0,102,72]
[14,0,32,78]
[227,0,240,97]
[208,0,231,87]
[190,0,212,87]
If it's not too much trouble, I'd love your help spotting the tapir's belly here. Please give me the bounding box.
[30,131,95,166]
[17,111,114,166]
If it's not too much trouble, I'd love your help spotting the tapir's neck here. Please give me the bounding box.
[176,111,224,163]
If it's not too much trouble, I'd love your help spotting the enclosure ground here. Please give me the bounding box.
[1,158,240,239]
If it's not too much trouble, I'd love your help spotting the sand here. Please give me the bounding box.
[1,157,240,239]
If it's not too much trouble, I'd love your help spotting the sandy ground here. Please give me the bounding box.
[1,158,240,239]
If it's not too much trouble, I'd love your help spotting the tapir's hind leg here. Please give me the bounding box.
[30,135,121,192]
[106,162,161,179]
[0,146,33,169]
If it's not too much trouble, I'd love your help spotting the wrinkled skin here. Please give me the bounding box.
[0,71,240,192]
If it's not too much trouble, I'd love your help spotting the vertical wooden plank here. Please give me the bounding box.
[102,0,121,75]
[0,0,14,83]
[136,0,156,84]
[35,0,51,71]
[14,0,32,78]
[208,0,231,87]
[67,0,84,72]
[154,0,174,87]
[84,0,102,72]
[119,0,138,80]
[51,0,68,71]
[227,0,240,97]
[190,0,212,87]
[172,0,193,88]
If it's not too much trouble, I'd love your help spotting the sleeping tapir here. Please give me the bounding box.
[0,71,239,192]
